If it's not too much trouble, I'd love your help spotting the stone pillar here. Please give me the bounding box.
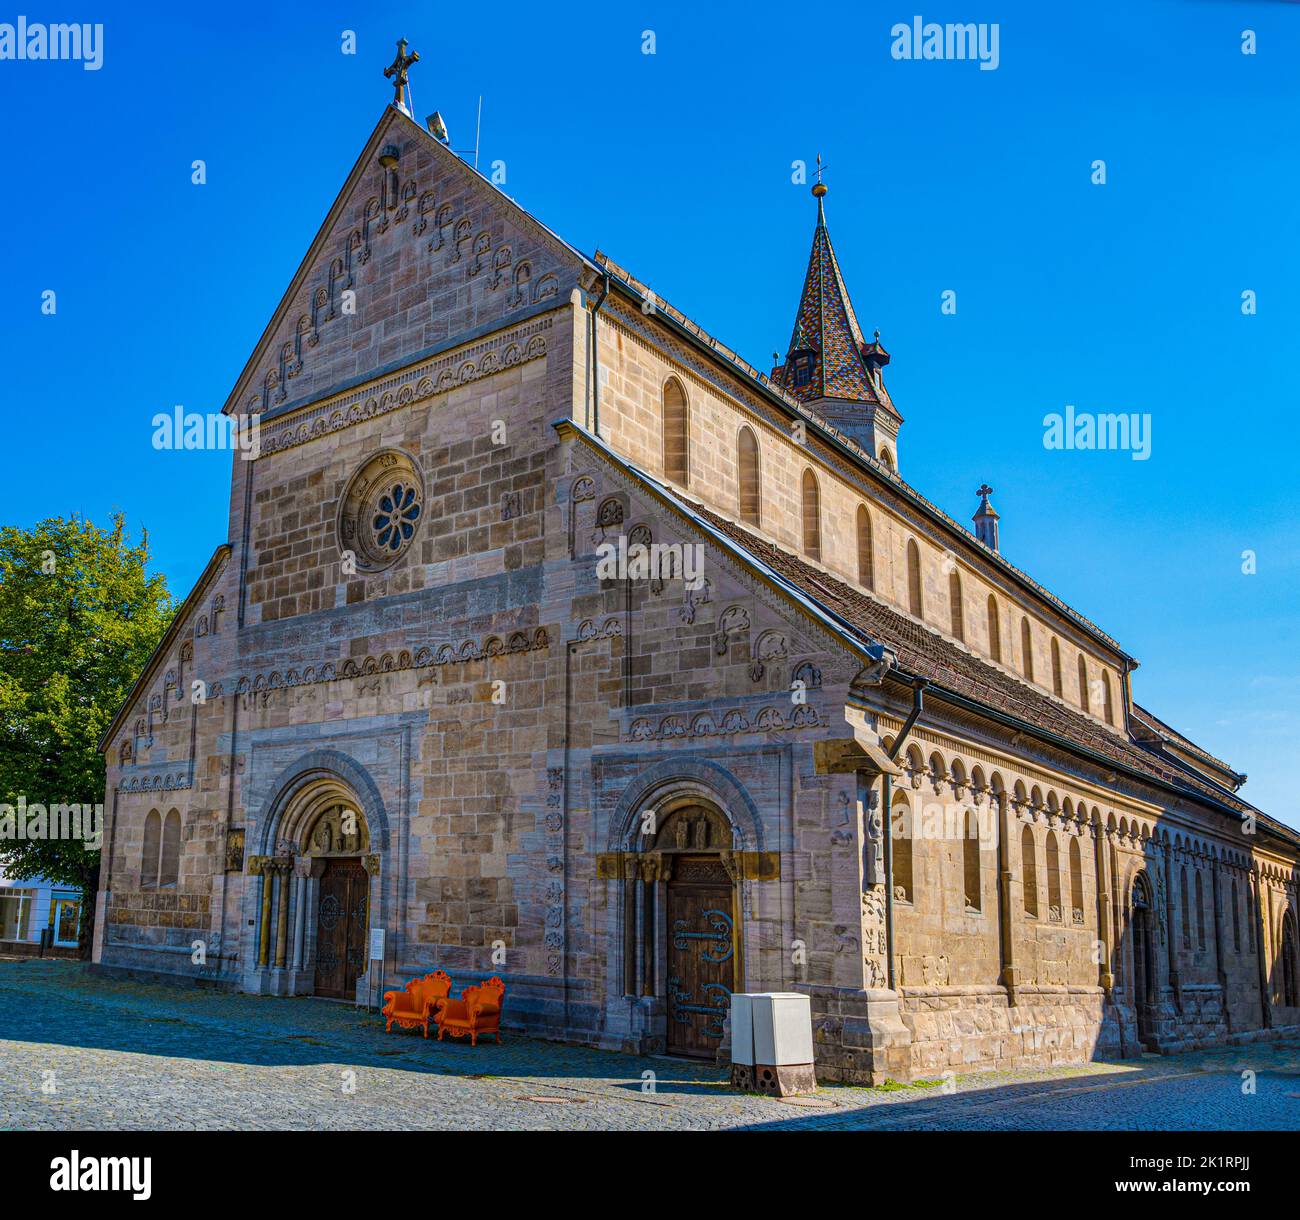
[256,862,273,969]
[996,791,1018,997]
[274,862,291,969]
[622,857,638,997]
[1094,820,1113,993]
[1210,855,1229,1030]
[291,870,307,972]
[1163,843,1181,1006]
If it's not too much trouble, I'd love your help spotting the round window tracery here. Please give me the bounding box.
[337,450,425,571]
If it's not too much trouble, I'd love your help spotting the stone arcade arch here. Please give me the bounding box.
[245,753,389,999]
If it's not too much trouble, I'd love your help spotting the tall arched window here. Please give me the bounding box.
[963,809,981,912]
[856,505,874,589]
[1022,826,1039,917]
[159,809,181,888]
[949,569,964,641]
[892,793,913,903]
[906,539,924,618]
[1069,836,1084,924]
[1051,638,1063,697]
[1283,915,1299,1007]
[987,595,1002,663]
[662,377,689,485]
[141,809,162,888]
[1020,618,1035,682]
[1103,672,1115,725]
[737,426,761,526]
[1045,831,1062,920]
[1232,880,1242,953]
[879,447,895,472]
[1181,867,1191,948]
[800,469,821,560]
[1078,655,1091,712]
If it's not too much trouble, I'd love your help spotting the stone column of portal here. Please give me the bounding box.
[291,870,307,973]
[1094,818,1113,993]
[274,861,291,969]
[257,863,273,969]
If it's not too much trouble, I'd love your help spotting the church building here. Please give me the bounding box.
[94,58,1300,1083]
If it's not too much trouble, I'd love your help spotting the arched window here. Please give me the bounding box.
[141,809,162,888]
[879,447,895,472]
[1103,671,1115,725]
[1181,867,1191,948]
[801,468,821,560]
[1196,872,1207,949]
[737,426,761,526]
[1020,618,1035,682]
[892,792,913,903]
[1051,638,1063,697]
[159,809,181,887]
[1078,655,1090,712]
[856,504,874,589]
[1045,831,1062,920]
[963,809,981,912]
[1069,836,1084,924]
[1232,880,1242,953]
[662,377,689,485]
[949,569,964,641]
[987,595,1002,663]
[907,539,923,618]
[1022,825,1038,917]
[1247,884,1256,953]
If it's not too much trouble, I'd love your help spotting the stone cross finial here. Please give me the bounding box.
[384,38,419,110]
[977,483,994,499]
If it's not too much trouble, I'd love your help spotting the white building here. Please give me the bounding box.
[0,873,82,953]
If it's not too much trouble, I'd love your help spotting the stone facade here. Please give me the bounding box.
[94,103,1300,1084]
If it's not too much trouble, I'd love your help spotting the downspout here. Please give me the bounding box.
[588,272,610,436]
[880,677,926,992]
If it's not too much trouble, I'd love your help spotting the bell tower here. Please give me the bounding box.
[772,175,903,470]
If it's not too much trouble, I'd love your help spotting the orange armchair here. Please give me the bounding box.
[436,976,506,1046]
[382,971,452,1037]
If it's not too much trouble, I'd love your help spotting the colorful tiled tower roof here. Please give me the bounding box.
[776,184,888,407]
[772,179,902,467]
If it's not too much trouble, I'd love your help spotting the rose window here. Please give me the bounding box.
[337,450,425,571]
[372,481,421,553]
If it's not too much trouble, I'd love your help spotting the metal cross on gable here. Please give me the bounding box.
[384,38,419,110]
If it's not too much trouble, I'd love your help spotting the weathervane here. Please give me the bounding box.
[812,152,829,199]
[384,38,419,113]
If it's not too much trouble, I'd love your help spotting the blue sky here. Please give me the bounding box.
[2,0,1296,822]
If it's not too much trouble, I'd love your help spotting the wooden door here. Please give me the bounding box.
[314,857,369,999]
[666,855,735,1058]
[1132,906,1156,1049]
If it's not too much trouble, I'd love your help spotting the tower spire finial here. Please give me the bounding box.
[812,152,828,211]
[384,38,420,115]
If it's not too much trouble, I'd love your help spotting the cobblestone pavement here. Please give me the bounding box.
[2,961,1298,1131]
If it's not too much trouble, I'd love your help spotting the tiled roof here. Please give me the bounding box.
[685,501,1261,822]
[778,199,881,405]
[1131,704,1243,782]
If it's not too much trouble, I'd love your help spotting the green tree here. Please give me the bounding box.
[0,514,174,958]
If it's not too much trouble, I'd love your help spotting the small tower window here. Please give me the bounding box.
[793,354,814,387]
